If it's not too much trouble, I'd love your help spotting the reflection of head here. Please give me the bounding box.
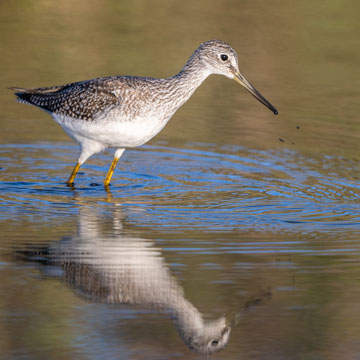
[179,316,231,355]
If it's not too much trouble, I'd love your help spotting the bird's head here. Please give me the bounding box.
[196,39,278,114]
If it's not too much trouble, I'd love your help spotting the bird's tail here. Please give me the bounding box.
[8,86,29,93]
[8,87,34,105]
[8,84,64,107]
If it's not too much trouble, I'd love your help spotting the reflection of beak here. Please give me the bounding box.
[225,311,242,328]
[233,71,278,115]
[225,288,272,328]
[221,326,231,337]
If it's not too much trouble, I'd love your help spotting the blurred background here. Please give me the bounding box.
[1,1,360,359]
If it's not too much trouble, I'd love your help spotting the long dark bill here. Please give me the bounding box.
[234,72,278,115]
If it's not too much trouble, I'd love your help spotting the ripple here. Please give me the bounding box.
[0,143,359,232]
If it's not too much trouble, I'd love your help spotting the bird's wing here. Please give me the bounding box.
[9,77,128,121]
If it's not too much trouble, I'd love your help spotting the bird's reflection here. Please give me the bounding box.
[19,207,270,355]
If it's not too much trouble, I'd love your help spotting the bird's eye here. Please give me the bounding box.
[220,54,228,61]
[211,340,219,346]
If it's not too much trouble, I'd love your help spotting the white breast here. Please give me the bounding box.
[52,111,171,149]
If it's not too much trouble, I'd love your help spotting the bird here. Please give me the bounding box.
[9,39,278,187]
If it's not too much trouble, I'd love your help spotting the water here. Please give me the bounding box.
[1,1,360,359]
[1,143,360,359]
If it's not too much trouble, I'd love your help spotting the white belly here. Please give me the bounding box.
[52,113,169,149]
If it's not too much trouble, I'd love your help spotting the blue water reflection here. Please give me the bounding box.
[1,143,359,233]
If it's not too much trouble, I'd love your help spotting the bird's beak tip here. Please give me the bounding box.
[233,71,278,115]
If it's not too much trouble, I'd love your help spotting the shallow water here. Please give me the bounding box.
[1,1,360,359]
[1,142,360,359]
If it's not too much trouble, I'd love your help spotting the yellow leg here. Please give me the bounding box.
[67,162,81,186]
[104,156,119,186]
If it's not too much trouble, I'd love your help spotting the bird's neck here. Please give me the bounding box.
[159,54,211,111]
[174,53,211,89]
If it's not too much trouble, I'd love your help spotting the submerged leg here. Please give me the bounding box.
[66,144,100,186]
[67,162,81,186]
[104,148,125,187]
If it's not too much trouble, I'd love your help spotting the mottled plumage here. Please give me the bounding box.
[12,80,119,121]
[10,39,278,187]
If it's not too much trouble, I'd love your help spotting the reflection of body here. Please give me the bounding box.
[20,208,269,354]
[57,236,230,354]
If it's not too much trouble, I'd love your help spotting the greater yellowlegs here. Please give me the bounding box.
[10,40,278,187]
